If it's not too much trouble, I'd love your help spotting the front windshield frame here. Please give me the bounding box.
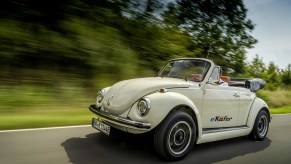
[158,59,211,82]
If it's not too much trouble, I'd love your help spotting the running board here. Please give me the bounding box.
[203,126,249,134]
[197,126,251,144]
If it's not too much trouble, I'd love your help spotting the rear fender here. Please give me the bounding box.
[247,97,270,128]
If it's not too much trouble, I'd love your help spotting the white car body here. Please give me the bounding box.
[89,58,270,161]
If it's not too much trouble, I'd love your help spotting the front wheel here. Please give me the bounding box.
[153,111,196,161]
[249,110,270,141]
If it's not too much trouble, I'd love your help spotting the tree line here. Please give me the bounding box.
[247,55,291,90]
[0,0,290,91]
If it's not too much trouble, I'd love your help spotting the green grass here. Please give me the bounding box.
[0,106,93,130]
[1,105,291,130]
[0,83,290,130]
[0,82,96,130]
[258,88,291,114]
[270,106,291,114]
[258,89,291,107]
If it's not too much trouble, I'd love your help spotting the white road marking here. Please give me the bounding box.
[0,125,91,133]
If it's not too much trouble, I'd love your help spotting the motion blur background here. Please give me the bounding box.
[0,0,290,130]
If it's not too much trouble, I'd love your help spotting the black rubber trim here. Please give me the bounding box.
[89,105,151,129]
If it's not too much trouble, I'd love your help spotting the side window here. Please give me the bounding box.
[210,67,220,82]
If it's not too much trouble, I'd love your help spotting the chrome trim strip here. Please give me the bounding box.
[202,126,249,134]
[89,105,151,130]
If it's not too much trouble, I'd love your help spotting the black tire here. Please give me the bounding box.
[249,110,270,141]
[153,111,196,161]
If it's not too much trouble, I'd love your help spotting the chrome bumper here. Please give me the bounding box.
[89,105,151,130]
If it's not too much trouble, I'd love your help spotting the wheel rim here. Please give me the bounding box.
[257,115,268,137]
[168,121,192,155]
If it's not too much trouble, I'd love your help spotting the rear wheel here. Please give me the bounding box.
[249,110,269,141]
[153,111,196,161]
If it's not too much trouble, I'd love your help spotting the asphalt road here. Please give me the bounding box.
[1,114,291,164]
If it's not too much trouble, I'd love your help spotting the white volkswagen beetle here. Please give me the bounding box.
[89,58,270,161]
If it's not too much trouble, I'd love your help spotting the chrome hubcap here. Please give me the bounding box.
[258,115,268,137]
[168,121,192,155]
[174,129,186,145]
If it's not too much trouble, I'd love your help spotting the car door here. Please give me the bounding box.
[202,67,240,128]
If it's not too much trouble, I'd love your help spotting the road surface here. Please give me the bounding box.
[1,114,291,164]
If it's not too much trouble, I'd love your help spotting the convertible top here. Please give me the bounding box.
[245,78,266,92]
[229,78,266,92]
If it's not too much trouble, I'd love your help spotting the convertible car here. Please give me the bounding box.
[89,58,270,161]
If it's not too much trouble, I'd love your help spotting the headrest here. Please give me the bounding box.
[220,76,230,83]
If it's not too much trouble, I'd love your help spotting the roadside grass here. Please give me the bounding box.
[258,88,291,114]
[0,84,95,130]
[0,106,92,130]
[1,105,291,130]
[259,89,291,107]
[0,84,291,130]
[270,106,291,114]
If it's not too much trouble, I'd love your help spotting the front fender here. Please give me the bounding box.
[127,92,202,133]
[247,97,270,128]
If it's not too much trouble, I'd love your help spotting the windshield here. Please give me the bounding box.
[158,59,211,82]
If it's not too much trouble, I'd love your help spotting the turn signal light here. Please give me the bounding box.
[159,88,167,93]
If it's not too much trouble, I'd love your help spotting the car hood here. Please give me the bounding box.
[102,77,192,115]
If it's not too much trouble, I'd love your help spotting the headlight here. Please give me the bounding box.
[96,89,105,106]
[137,98,150,116]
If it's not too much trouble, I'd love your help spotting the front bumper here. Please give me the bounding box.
[89,105,151,131]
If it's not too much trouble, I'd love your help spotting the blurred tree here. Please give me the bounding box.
[0,0,72,31]
[281,64,291,86]
[2,0,289,113]
[0,0,258,77]
[163,0,257,74]
[247,54,266,78]
[264,62,280,90]
[0,0,261,90]
[118,0,203,71]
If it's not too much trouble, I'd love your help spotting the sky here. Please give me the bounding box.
[244,0,291,69]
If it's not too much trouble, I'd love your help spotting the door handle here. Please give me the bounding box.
[233,93,240,97]
[243,93,251,96]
